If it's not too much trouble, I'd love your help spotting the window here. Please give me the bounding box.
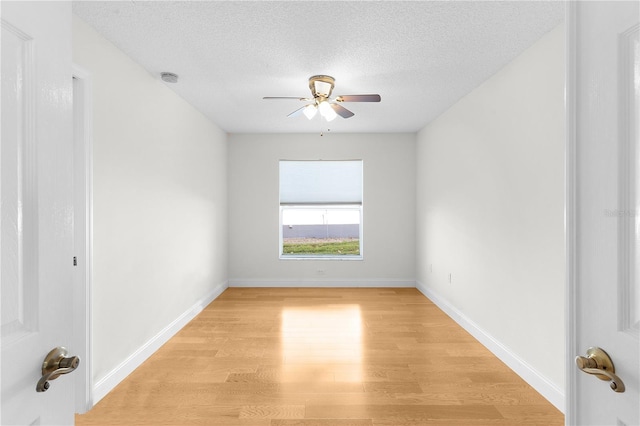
[279,160,363,259]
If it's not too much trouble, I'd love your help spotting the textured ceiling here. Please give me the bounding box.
[72,1,564,134]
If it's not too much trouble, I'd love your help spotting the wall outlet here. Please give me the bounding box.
[316,269,326,276]
[448,273,452,283]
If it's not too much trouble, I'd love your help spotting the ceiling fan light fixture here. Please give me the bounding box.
[318,101,337,121]
[303,104,317,120]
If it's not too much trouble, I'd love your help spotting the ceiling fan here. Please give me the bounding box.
[263,75,381,121]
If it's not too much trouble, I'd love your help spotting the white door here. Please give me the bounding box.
[1,1,76,425]
[568,1,640,425]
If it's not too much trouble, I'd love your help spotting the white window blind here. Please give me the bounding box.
[279,160,363,205]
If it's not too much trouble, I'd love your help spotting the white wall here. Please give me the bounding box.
[416,24,565,409]
[73,17,228,393]
[228,133,415,286]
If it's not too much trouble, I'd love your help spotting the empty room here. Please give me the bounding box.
[1,1,638,425]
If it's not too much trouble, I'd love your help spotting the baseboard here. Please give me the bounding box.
[415,281,565,414]
[228,279,416,288]
[92,280,228,405]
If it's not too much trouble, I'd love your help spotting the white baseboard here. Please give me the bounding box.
[92,280,228,405]
[415,281,565,414]
[228,279,416,288]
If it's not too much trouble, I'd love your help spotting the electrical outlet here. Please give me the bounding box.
[448,273,452,284]
[317,269,326,276]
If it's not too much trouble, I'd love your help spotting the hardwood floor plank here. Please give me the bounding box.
[272,420,372,426]
[362,381,423,394]
[239,405,305,419]
[76,288,563,425]
[304,404,504,420]
[495,405,568,424]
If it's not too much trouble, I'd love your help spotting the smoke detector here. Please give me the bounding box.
[161,72,178,83]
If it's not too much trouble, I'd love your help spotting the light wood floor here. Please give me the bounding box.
[76,288,563,425]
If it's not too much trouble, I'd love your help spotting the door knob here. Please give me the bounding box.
[575,347,625,393]
[36,347,80,392]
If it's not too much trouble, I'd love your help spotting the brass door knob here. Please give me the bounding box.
[36,347,80,392]
[575,347,625,393]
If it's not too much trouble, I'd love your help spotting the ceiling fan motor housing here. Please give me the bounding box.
[309,75,335,101]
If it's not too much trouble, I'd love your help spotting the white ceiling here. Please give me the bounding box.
[72,1,564,134]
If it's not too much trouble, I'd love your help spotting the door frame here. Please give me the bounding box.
[72,64,94,414]
[564,1,577,423]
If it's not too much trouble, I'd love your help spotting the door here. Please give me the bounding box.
[1,1,76,425]
[568,1,640,425]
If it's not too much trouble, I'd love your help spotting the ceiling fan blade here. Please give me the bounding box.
[287,106,307,118]
[331,103,355,119]
[335,94,381,103]
[263,96,311,101]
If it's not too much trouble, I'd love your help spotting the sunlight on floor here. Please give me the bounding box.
[281,305,363,382]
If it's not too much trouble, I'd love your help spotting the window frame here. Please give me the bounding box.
[279,160,364,261]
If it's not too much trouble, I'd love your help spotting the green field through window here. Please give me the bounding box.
[282,238,360,256]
